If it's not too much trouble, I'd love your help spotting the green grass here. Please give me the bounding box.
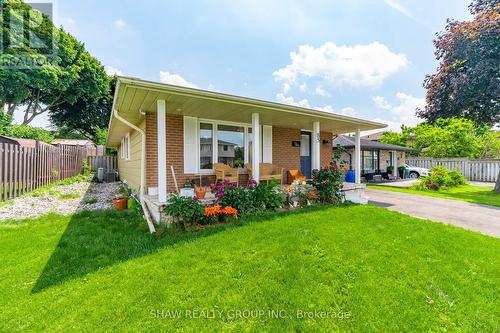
[0,206,498,332]
[368,184,500,207]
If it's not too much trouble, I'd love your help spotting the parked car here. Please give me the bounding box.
[405,164,430,178]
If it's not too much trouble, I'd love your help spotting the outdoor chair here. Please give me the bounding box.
[245,163,284,185]
[287,169,307,184]
[213,163,240,185]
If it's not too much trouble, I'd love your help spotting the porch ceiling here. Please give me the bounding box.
[107,76,387,147]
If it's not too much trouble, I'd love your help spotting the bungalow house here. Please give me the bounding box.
[106,76,386,212]
[51,138,104,156]
[333,135,413,179]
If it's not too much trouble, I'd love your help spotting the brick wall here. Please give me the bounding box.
[320,131,333,167]
[272,127,301,183]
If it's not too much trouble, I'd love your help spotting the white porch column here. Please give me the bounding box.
[354,129,361,184]
[312,121,321,171]
[252,113,260,183]
[157,100,167,203]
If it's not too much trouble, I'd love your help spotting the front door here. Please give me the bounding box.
[300,131,311,178]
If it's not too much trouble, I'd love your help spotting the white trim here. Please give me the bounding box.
[252,113,260,182]
[157,100,167,203]
[124,133,130,161]
[354,129,361,184]
[312,121,320,171]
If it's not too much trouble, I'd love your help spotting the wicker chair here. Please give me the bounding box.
[245,163,284,185]
[213,163,240,185]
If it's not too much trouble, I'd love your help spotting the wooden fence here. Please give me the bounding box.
[87,155,117,172]
[0,143,87,201]
[406,157,500,182]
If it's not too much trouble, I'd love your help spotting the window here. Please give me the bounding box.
[199,123,213,169]
[217,124,244,168]
[121,134,130,160]
[362,150,379,175]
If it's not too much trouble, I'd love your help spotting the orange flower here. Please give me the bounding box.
[308,191,318,199]
[221,206,238,216]
[204,205,222,217]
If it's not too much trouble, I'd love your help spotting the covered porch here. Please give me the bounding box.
[107,76,386,204]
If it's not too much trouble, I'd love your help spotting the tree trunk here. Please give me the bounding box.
[494,171,500,192]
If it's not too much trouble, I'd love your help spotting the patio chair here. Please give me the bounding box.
[213,163,240,185]
[245,163,284,185]
[287,169,307,184]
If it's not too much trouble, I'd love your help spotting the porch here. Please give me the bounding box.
[107,76,387,205]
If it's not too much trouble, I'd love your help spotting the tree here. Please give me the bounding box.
[417,0,499,126]
[0,0,109,125]
[49,76,114,141]
[9,124,54,143]
[380,118,500,158]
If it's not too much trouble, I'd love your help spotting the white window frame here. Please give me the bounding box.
[122,133,130,161]
[197,119,260,174]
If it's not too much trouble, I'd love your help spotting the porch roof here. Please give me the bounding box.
[107,76,387,147]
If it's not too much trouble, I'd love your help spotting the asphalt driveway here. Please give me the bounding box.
[367,188,500,237]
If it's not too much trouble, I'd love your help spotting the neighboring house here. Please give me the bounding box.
[333,135,413,178]
[361,131,385,141]
[200,138,237,168]
[0,135,50,148]
[51,138,104,156]
[106,76,386,204]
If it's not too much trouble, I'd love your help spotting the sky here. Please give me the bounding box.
[17,0,473,134]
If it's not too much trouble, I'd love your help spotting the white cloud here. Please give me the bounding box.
[384,0,412,18]
[299,83,307,92]
[105,65,123,76]
[273,42,408,88]
[159,71,199,89]
[372,92,425,131]
[282,83,291,94]
[275,93,355,117]
[114,19,126,29]
[314,86,330,97]
[340,107,356,116]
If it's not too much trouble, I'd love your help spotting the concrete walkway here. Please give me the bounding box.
[367,188,500,237]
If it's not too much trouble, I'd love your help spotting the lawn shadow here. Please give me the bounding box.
[32,191,335,293]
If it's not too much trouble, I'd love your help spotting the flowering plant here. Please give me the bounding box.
[311,147,347,204]
[204,204,238,222]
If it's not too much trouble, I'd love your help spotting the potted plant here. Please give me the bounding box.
[113,184,131,211]
[387,165,394,175]
[194,184,207,200]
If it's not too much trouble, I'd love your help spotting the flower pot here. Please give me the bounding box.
[195,187,207,200]
[112,197,128,210]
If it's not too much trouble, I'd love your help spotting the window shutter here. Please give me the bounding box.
[184,116,198,173]
[262,125,272,163]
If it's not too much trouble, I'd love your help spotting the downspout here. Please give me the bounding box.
[113,108,156,233]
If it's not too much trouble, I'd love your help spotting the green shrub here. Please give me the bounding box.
[311,147,347,204]
[164,194,204,226]
[212,179,285,214]
[415,166,466,191]
[82,160,91,176]
[251,181,286,210]
[83,197,97,205]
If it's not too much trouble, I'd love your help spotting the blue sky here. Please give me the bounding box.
[19,0,472,133]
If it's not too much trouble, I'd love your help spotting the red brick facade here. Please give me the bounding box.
[145,115,333,191]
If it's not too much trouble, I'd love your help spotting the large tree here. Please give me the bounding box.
[0,0,109,126]
[417,0,499,126]
[49,77,115,141]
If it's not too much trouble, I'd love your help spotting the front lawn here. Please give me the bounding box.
[368,184,500,207]
[0,206,498,332]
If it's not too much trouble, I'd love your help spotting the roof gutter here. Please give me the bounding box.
[112,107,155,233]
